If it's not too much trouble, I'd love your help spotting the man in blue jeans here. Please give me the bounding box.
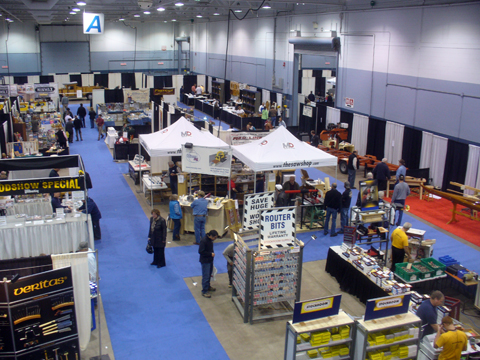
[338,181,352,234]
[191,190,208,245]
[323,183,342,237]
[199,230,219,298]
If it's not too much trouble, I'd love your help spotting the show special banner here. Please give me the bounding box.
[0,177,84,196]
[34,83,59,99]
[243,192,275,231]
[229,131,270,145]
[364,294,411,321]
[259,207,296,248]
[181,145,232,177]
[293,295,342,323]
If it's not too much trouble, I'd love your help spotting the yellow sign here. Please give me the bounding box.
[373,295,404,311]
[14,277,67,296]
[301,297,334,314]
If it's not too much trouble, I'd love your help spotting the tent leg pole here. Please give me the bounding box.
[253,171,256,194]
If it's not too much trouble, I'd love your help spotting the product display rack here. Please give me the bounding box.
[232,233,303,324]
[240,89,261,115]
[178,173,228,196]
[354,312,421,360]
[284,310,355,360]
[212,80,225,104]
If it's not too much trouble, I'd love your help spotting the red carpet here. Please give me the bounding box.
[385,195,480,247]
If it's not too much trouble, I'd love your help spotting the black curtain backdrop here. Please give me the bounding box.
[340,111,354,143]
[0,256,52,279]
[70,74,82,86]
[40,75,54,83]
[183,75,197,94]
[312,70,325,97]
[94,74,108,88]
[224,80,230,103]
[153,103,160,132]
[442,139,469,192]
[104,89,124,103]
[0,112,10,154]
[402,127,423,170]
[14,76,28,85]
[154,75,173,89]
[149,88,162,104]
[298,71,302,93]
[299,103,316,133]
[316,103,328,133]
[121,73,135,89]
[163,103,169,128]
[171,109,182,124]
[366,118,386,159]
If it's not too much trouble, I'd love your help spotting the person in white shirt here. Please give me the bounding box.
[278,117,286,128]
[259,102,265,113]
[77,241,97,282]
[196,86,202,95]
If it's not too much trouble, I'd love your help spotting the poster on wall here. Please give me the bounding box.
[259,207,296,249]
[242,192,275,231]
[229,131,270,145]
[124,89,149,103]
[17,84,35,98]
[345,97,354,108]
[34,83,59,99]
[0,85,9,98]
[181,144,232,177]
[359,179,379,211]
[303,106,313,117]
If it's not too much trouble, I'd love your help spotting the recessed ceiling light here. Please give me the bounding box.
[213,12,220,15]
[119,18,125,21]
[157,7,165,11]
[77,1,87,6]
[172,19,176,21]
[72,7,81,12]
[6,18,13,22]
[262,3,271,9]
[175,2,184,6]
[70,11,76,14]
[196,15,202,18]
[144,11,150,14]
[164,21,167,23]
[234,9,242,13]
[134,14,141,17]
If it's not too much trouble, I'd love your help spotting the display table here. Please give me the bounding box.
[0,213,94,260]
[180,201,227,236]
[325,246,388,303]
[6,201,53,217]
[142,176,169,205]
[387,176,427,199]
[219,108,263,130]
[128,160,151,184]
[105,127,117,149]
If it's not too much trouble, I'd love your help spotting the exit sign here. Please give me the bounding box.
[1,66,8,69]
[120,63,127,66]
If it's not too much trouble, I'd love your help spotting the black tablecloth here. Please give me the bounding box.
[218,109,263,130]
[325,247,388,303]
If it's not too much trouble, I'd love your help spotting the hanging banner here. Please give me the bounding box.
[365,294,411,321]
[229,131,270,146]
[34,83,59,99]
[293,295,342,323]
[0,85,9,98]
[124,89,149,103]
[83,12,104,34]
[154,88,175,96]
[0,177,85,196]
[9,84,18,97]
[242,191,275,230]
[17,84,35,96]
[259,207,296,249]
[181,145,232,177]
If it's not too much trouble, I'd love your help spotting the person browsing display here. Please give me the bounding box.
[148,209,167,268]
[434,315,468,360]
[191,191,208,245]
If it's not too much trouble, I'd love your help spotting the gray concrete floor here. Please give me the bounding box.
[87,152,480,360]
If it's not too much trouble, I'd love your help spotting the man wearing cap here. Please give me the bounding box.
[390,222,412,271]
[324,183,342,237]
[283,175,300,206]
[338,181,352,234]
[77,241,97,282]
[396,159,407,182]
[79,197,102,241]
[275,184,289,207]
[392,175,410,226]
[191,191,208,245]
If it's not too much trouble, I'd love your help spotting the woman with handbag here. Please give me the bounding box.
[148,209,167,268]
[169,194,183,241]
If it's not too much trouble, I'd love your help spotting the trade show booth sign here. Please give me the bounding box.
[230,132,270,145]
[364,294,411,321]
[242,192,275,231]
[181,145,232,177]
[259,207,296,249]
[293,294,342,323]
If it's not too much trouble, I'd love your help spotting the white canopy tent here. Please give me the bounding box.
[139,116,228,157]
[232,126,338,172]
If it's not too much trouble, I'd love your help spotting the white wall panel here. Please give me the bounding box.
[0,23,38,54]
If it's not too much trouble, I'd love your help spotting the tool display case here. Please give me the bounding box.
[284,310,355,360]
[354,312,421,360]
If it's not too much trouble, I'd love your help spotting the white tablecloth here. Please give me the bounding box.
[0,214,94,260]
[6,201,53,216]
[105,132,117,149]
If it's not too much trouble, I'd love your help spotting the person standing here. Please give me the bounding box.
[191,190,208,245]
[416,290,445,338]
[79,197,102,241]
[51,192,70,212]
[191,83,197,94]
[259,102,265,114]
[77,103,87,128]
[347,150,359,189]
[169,194,182,241]
[390,222,412,271]
[307,91,315,102]
[199,230,218,298]
[275,184,288,207]
[65,117,74,143]
[310,130,320,148]
[196,85,202,95]
[223,242,235,288]
[228,176,238,199]
[73,116,83,141]
[323,183,342,237]
[373,158,391,191]
[391,175,410,226]
[77,241,97,282]
[96,114,105,141]
[168,161,178,195]
[64,111,73,128]
[278,117,286,128]
[61,95,69,117]
[49,168,60,178]
[396,159,407,182]
[261,107,269,123]
[180,85,185,103]
[283,175,300,206]
[434,316,468,360]
[148,208,167,268]
[88,107,96,129]
[338,181,352,234]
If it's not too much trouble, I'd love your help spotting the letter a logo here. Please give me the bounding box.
[84,13,104,34]
[86,16,101,33]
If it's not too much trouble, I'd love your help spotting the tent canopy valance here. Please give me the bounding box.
[139,117,228,157]
[231,126,337,172]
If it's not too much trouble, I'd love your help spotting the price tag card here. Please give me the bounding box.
[56,208,65,215]
[72,191,85,201]
[291,246,300,253]
[0,216,6,227]
[33,220,45,225]
[15,223,23,227]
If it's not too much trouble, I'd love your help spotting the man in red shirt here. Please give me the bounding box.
[96,115,105,141]
[228,176,238,199]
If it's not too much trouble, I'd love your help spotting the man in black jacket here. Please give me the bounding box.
[199,230,219,298]
[347,150,359,189]
[77,103,87,128]
[323,183,342,237]
[310,130,320,148]
[73,116,83,141]
[275,184,289,207]
[338,181,352,234]
[65,117,74,143]
[373,158,391,191]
